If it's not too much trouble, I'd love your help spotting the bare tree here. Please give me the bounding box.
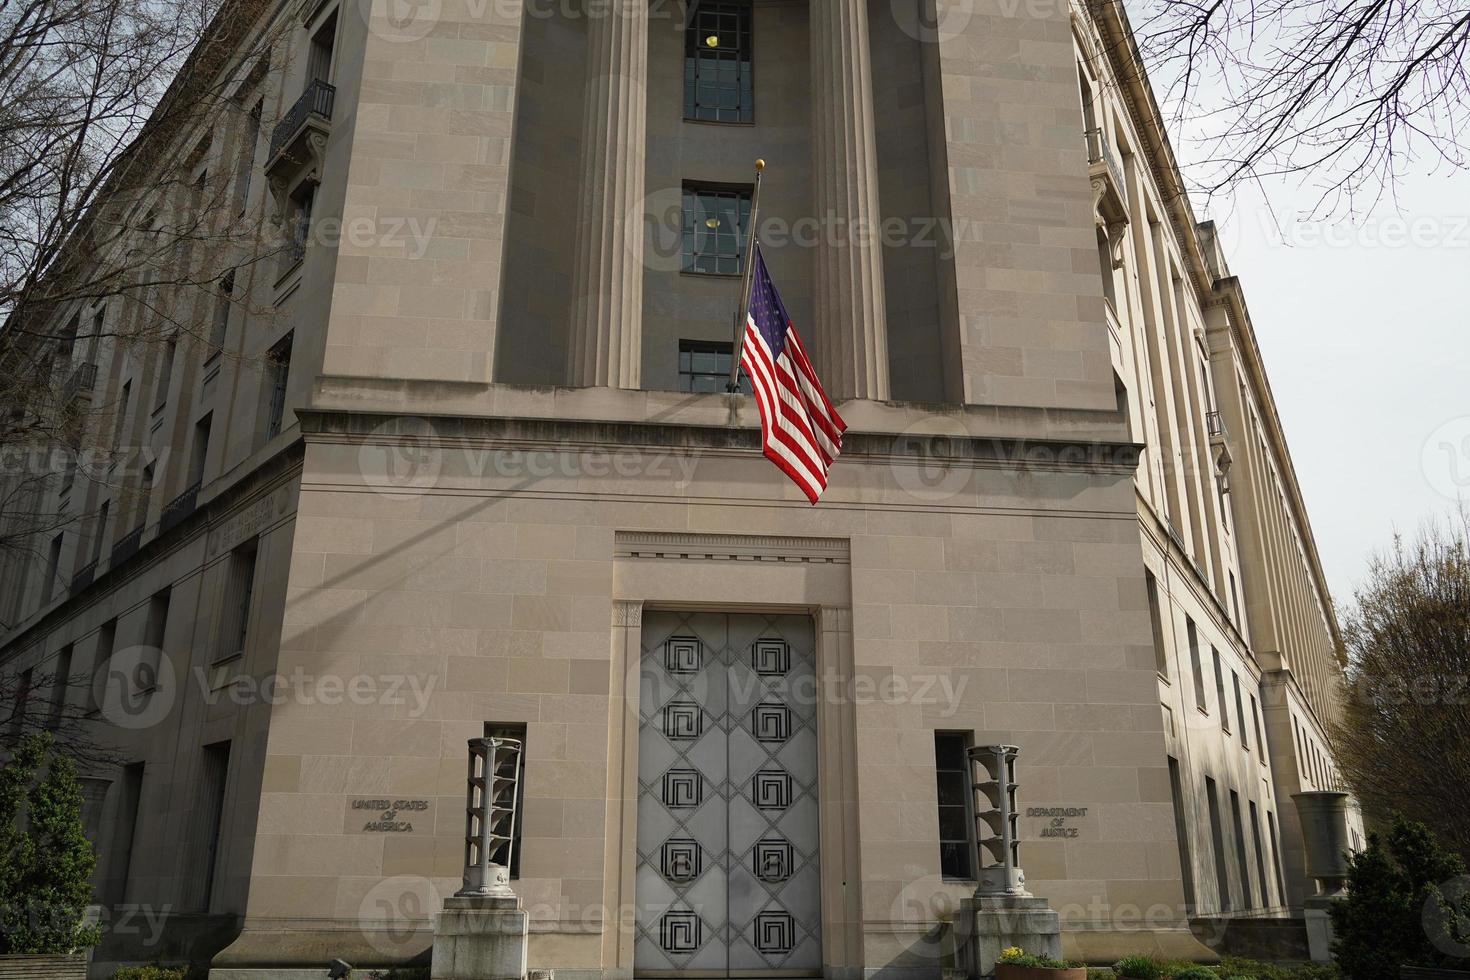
[1335,511,1470,861]
[0,0,292,597]
[1128,0,1470,211]
[0,666,121,768]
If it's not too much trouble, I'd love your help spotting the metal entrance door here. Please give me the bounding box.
[635,612,822,976]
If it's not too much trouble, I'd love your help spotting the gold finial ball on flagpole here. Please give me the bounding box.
[755,159,766,172]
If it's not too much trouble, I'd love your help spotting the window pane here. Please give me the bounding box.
[940,842,972,881]
[684,1,752,123]
[938,804,969,842]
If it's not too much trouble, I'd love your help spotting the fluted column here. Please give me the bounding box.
[810,0,890,400]
[568,2,648,388]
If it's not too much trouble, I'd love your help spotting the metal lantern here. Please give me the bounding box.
[457,735,523,899]
[968,744,1029,898]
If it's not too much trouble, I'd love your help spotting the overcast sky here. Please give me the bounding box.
[1196,168,1470,608]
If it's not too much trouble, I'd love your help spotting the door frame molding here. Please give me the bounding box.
[602,533,862,980]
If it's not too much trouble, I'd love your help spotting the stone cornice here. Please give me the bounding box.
[295,405,1143,475]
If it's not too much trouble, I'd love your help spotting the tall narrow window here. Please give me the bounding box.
[1187,618,1206,711]
[49,645,73,730]
[684,1,753,123]
[682,186,750,275]
[190,413,212,487]
[288,184,317,267]
[1229,571,1240,626]
[308,11,338,83]
[1233,672,1248,748]
[1249,800,1270,906]
[90,500,110,564]
[41,533,63,604]
[113,380,132,444]
[1167,757,1196,912]
[1213,649,1229,732]
[1266,810,1288,903]
[86,620,117,715]
[87,308,104,364]
[217,539,258,662]
[140,462,156,522]
[187,740,231,911]
[210,271,234,351]
[1205,776,1231,911]
[934,732,975,880]
[154,335,177,411]
[1250,695,1265,763]
[1230,790,1254,909]
[7,668,32,735]
[485,722,528,878]
[103,763,145,906]
[235,100,262,213]
[265,331,294,439]
[143,590,170,693]
[1145,571,1168,675]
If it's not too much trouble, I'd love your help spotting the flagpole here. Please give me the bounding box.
[727,158,765,392]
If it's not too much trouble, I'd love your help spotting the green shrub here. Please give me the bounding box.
[1330,817,1470,978]
[1113,955,1166,979]
[1170,968,1217,980]
[0,732,100,954]
[1087,969,1119,980]
[112,968,188,980]
[998,945,1081,969]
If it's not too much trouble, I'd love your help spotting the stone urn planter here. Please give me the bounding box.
[0,953,88,979]
[996,965,1087,980]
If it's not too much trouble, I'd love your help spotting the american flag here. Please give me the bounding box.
[738,246,847,503]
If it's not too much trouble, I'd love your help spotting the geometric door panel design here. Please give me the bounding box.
[636,612,822,976]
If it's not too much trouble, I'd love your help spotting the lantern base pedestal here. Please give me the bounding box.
[432,895,529,980]
[953,896,1063,979]
[1302,894,1341,963]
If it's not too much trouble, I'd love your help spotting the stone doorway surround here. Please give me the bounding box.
[602,532,863,980]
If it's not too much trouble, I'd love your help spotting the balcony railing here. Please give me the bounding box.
[1085,127,1129,240]
[70,560,97,596]
[1086,127,1126,193]
[1206,410,1227,440]
[61,362,98,405]
[160,480,201,535]
[269,80,335,162]
[111,523,145,565]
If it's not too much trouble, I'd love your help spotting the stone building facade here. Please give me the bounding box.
[0,0,1361,976]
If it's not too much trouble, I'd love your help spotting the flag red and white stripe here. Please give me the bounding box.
[738,246,846,503]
